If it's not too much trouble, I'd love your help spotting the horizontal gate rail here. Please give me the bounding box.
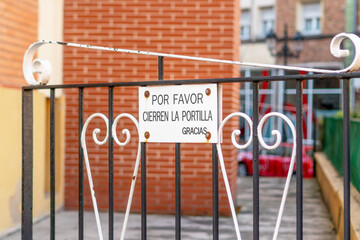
[21,71,360,90]
[21,32,360,240]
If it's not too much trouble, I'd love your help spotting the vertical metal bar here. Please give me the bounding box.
[278,70,285,137]
[108,87,114,240]
[158,56,164,81]
[50,88,56,240]
[244,69,251,140]
[212,144,219,240]
[283,24,289,66]
[343,78,351,240]
[296,80,303,240]
[22,89,33,240]
[78,87,84,240]
[313,116,317,154]
[141,142,147,240]
[244,82,251,140]
[175,143,181,240]
[252,82,260,240]
[307,78,314,144]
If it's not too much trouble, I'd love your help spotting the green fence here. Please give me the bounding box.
[323,117,360,192]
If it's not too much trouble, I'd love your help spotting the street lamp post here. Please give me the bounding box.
[266,25,305,240]
[265,24,304,144]
[266,24,304,66]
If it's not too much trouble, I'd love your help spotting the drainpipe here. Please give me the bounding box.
[351,0,358,110]
[353,0,358,34]
[345,0,358,109]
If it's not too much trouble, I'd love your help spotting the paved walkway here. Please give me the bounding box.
[236,177,336,240]
[2,177,335,239]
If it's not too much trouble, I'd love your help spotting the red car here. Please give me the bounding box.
[237,143,314,178]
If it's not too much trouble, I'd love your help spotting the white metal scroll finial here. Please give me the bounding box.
[330,33,360,72]
[23,41,52,85]
[23,33,360,85]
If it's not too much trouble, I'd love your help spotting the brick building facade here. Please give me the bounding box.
[1,0,38,88]
[63,0,240,215]
[275,0,346,67]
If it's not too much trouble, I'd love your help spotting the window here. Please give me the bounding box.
[301,2,321,35]
[260,7,274,38]
[241,10,251,40]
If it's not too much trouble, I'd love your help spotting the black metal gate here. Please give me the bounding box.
[22,71,359,240]
[21,36,360,239]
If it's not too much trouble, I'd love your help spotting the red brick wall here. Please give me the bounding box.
[0,0,38,88]
[63,0,240,215]
[275,0,345,66]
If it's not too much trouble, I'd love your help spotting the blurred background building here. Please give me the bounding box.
[239,0,360,147]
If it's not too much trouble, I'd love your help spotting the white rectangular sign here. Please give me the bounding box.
[139,84,218,143]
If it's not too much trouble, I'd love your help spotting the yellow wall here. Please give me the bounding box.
[0,86,65,235]
[0,87,22,233]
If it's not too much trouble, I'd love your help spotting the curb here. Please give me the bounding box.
[314,152,360,240]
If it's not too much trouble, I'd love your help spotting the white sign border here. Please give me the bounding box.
[139,83,219,143]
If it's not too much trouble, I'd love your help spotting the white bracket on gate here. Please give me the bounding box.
[80,110,297,240]
[81,113,141,240]
[216,111,296,240]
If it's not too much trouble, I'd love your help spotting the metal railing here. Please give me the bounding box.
[21,33,360,240]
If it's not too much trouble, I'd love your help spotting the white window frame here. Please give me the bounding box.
[298,1,322,35]
[241,9,251,40]
[259,7,275,39]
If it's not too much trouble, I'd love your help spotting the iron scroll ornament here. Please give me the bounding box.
[80,113,109,240]
[216,112,297,240]
[111,113,141,240]
[257,113,297,240]
[216,112,253,240]
[80,112,297,240]
[23,32,360,85]
[81,113,141,240]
